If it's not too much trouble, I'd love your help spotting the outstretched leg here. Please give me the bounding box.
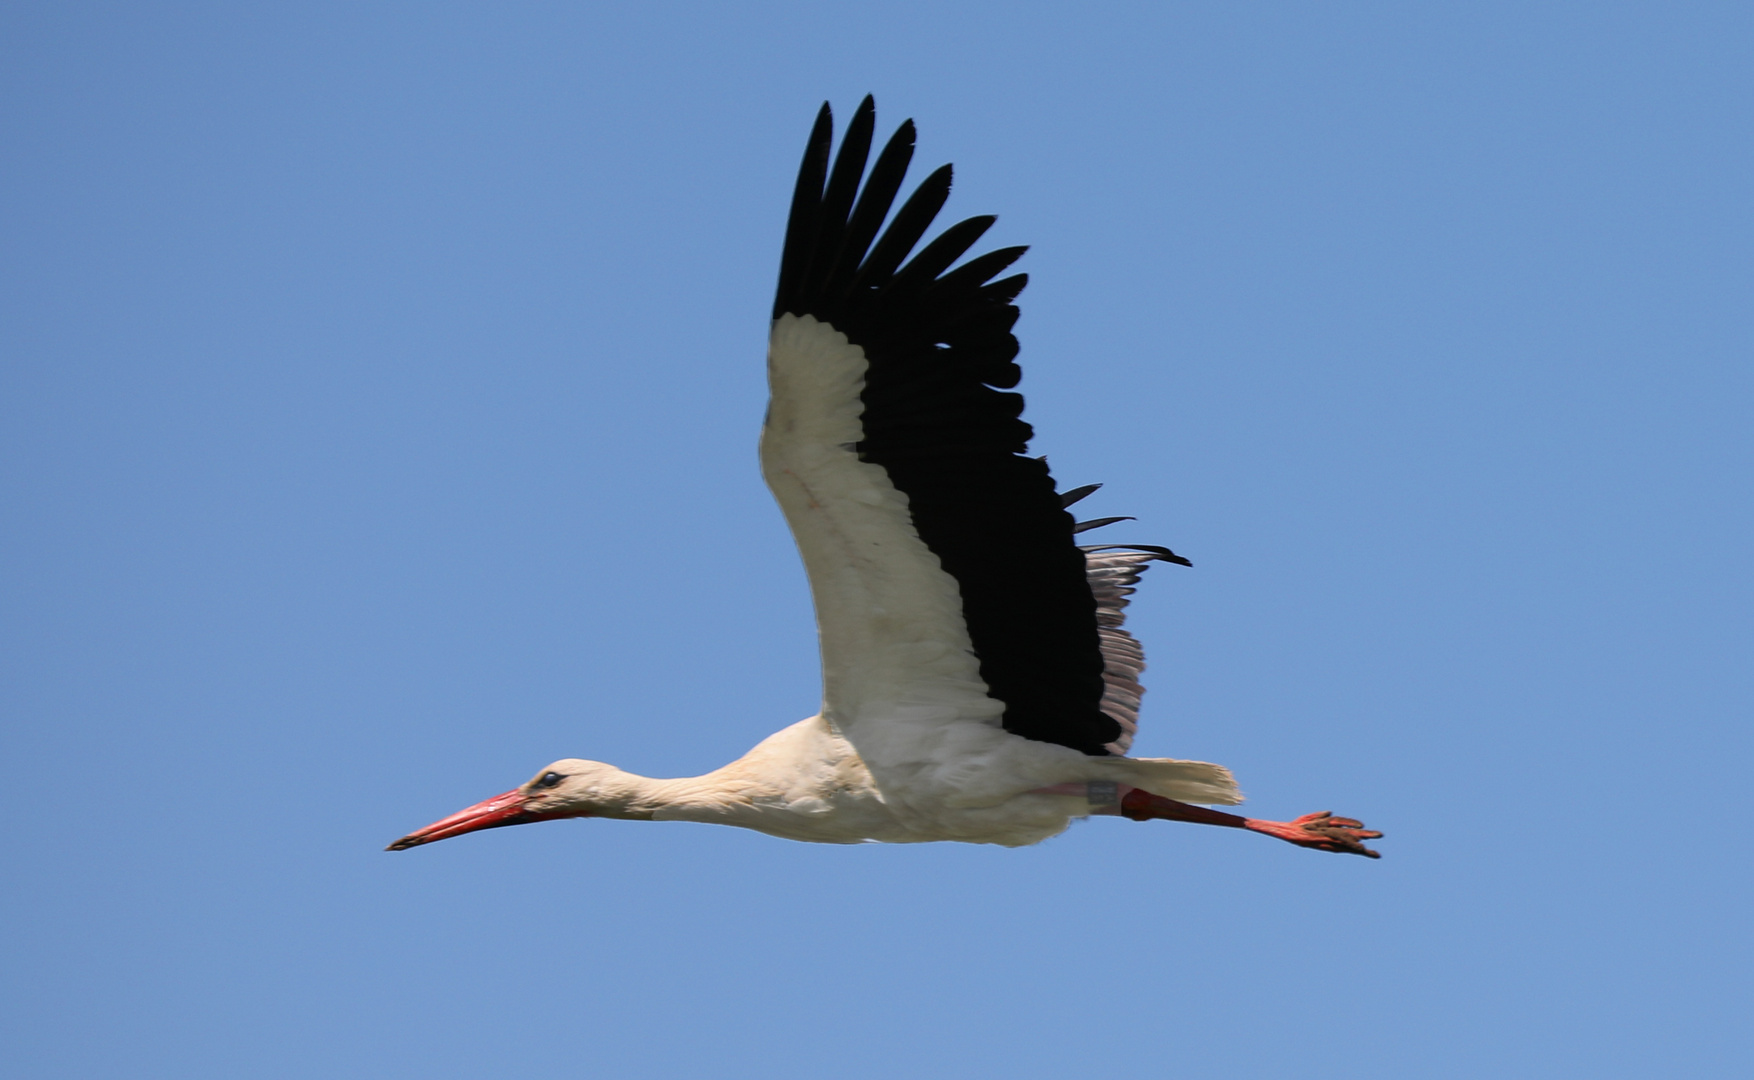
[1119,787,1383,858]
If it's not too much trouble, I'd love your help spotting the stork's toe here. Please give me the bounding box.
[1246,811,1383,858]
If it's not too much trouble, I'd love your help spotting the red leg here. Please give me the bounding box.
[1120,788,1383,858]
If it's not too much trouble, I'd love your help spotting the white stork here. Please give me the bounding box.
[388,98,1381,858]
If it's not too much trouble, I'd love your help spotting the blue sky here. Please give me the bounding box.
[3,3,1750,1077]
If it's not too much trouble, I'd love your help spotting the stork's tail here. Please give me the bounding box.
[1108,757,1243,806]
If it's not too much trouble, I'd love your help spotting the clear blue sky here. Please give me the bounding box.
[4,3,1750,1077]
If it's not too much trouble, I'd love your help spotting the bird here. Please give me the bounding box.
[387,97,1382,858]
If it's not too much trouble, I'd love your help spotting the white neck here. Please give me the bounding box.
[562,767,754,823]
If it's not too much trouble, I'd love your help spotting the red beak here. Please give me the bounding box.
[386,788,563,851]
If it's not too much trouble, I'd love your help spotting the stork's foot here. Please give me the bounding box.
[1245,812,1383,858]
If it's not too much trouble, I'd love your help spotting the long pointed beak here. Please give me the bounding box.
[386,788,559,851]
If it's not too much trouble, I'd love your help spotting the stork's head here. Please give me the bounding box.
[386,759,628,850]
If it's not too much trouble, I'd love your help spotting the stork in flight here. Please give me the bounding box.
[388,98,1381,858]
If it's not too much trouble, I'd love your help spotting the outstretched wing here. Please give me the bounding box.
[761,98,1192,798]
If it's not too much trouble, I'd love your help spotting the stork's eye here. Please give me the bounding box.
[533,771,565,789]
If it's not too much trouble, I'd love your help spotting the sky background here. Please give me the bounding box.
[3,3,1750,1077]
